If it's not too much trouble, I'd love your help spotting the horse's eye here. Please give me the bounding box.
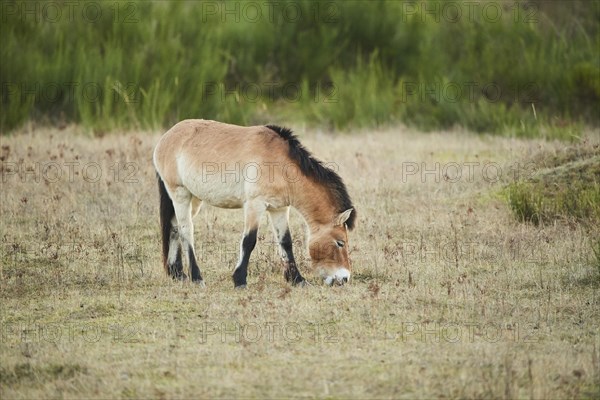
[335,240,345,248]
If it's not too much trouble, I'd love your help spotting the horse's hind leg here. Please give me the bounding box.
[167,216,186,280]
[167,197,201,280]
[172,187,204,284]
[232,200,266,288]
[268,207,305,286]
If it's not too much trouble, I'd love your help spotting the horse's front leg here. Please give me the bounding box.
[268,207,305,286]
[232,200,266,288]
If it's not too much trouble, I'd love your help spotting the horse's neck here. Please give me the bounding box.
[290,175,335,235]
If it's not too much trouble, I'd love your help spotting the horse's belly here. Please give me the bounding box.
[186,178,245,209]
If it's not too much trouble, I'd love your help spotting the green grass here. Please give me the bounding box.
[1,0,599,135]
[0,363,88,386]
[593,237,600,277]
[505,145,600,225]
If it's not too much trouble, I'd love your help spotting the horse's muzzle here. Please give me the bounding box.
[323,268,351,286]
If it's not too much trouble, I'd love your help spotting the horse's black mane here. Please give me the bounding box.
[266,124,356,230]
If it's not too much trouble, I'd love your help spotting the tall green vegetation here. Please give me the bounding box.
[1,0,598,135]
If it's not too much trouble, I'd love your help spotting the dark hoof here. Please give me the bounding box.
[232,268,247,288]
[234,284,247,290]
[292,278,307,287]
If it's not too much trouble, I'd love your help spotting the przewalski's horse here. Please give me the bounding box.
[153,119,356,288]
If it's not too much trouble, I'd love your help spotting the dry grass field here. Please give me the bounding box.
[1,124,599,399]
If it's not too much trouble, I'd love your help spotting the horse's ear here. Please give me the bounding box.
[334,208,353,227]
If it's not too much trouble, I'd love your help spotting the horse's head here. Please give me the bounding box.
[309,208,354,286]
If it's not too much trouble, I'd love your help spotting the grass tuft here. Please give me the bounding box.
[505,145,600,225]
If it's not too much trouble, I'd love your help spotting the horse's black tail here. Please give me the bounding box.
[157,173,174,274]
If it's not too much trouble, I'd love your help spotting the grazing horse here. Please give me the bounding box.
[153,119,356,288]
